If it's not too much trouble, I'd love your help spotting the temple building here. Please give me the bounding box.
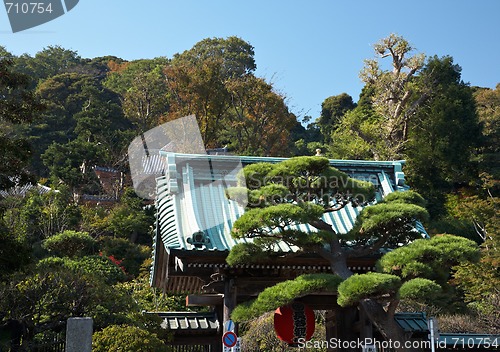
[149,151,435,350]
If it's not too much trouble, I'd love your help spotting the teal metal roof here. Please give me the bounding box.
[151,153,428,284]
[394,312,429,333]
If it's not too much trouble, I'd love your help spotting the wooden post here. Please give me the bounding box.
[359,305,373,340]
[325,310,336,352]
[223,278,237,334]
[333,306,359,352]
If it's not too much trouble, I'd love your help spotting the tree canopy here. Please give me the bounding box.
[0,53,43,189]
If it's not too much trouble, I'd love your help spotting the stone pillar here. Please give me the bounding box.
[65,317,93,352]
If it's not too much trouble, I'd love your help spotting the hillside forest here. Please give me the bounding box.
[0,35,498,350]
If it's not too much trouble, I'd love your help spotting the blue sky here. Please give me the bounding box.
[1,0,499,119]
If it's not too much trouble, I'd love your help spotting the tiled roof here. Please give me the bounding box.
[0,182,54,198]
[158,311,219,332]
[141,154,166,175]
[154,153,425,251]
[94,166,119,173]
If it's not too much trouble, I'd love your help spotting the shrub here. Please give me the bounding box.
[37,255,126,284]
[98,237,150,277]
[42,230,96,257]
[399,278,442,302]
[337,272,401,307]
[69,255,126,284]
[92,325,166,352]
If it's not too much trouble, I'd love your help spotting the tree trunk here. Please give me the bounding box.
[333,306,359,352]
[360,299,421,352]
[129,230,138,243]
[329,256,421,352]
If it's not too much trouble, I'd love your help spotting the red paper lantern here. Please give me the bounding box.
[274,302,315,346]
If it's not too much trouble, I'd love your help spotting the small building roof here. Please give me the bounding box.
[157,311,219,333]
[394,312,429,334]
[0,182,54,198]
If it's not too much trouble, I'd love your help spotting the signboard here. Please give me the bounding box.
[222,331,237,348]
[224,319,235,332]
[223,337,241,352]
[233,338,241,352]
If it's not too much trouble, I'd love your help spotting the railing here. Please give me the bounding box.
[27,332,66,352]
[168,345,212,352]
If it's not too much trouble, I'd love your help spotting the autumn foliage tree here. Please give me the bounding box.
[164,36,296,155]
[104,58,169,131]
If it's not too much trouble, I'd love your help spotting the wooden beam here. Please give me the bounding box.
[168,335,220,345]
[186,294,223,307]
[296,294,339,310]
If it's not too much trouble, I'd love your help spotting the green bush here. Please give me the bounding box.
[98,237,150,277]
[42,230,96,257]
[378,235,480,282]
[92,325,166,352]
[225,242,267,266]
[37,255,126,284]
[68,255,126,284]
[399,278,442,302]
[384,190,427,208]
[337,272,401,307]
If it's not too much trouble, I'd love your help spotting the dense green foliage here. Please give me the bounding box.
[317,93,356,143]
[0,227,30,279]
[398,278,442,302]
[337,273,401,307]
[347,190,429,247]
[36,254,127,284]
[378,235,480,281]
[92,325,166,352]
[0,54,43,189]
[98,237,151,277]
[0,265,133,336]
[42,230,96,257]
[104,58,169,131]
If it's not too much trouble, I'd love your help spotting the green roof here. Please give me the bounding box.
[394,312,429,333]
